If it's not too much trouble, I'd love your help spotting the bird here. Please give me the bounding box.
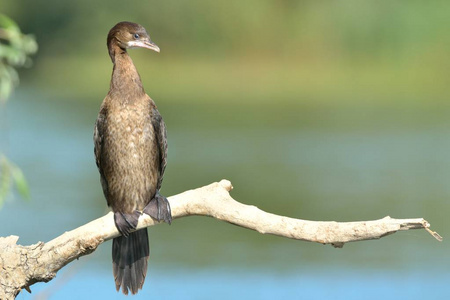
[93,21,172,295]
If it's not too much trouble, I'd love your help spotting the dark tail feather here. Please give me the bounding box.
[112,228,149,295]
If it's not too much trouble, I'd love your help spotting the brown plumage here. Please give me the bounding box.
[94,21,172,295]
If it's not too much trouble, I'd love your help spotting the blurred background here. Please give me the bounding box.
[1,0,449,299]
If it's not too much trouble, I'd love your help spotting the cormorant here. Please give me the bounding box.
[94,21,172,295]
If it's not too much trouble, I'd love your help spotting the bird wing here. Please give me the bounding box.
[94,108,110,202]
[151,106,168,190]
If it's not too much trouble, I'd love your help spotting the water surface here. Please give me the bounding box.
[2,90,448,299]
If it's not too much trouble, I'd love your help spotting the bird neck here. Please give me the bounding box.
[108,44,146,103]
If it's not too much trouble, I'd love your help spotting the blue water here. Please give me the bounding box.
[2,91,448,299]
[19,265,450,300]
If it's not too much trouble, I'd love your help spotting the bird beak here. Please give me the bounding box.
[128,39,160,53]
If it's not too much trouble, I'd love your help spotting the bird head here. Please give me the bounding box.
[107,21,160,53]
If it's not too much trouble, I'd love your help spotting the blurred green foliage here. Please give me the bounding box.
[0,0,446,106]
[0,14,36,207]
[4,0,449,58]
[0,154,30,205]
[0,14,37,102]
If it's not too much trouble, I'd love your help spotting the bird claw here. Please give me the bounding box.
[114,210,141,237]
[143,190,172,224]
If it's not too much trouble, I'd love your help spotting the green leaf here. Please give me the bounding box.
[0,155,12,208]
[0,14,37,103]
[0,63,18,103]
[0,15,36,206]
[10,161,30,200]
[0,155,30,208]
[0,14,19,31]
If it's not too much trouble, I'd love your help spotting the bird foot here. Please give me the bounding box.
[143,190,172,224]
[114,210,141,237]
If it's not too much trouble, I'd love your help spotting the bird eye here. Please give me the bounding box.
[133,33,140,39]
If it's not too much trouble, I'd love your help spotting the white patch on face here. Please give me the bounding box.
[127,40,142,49]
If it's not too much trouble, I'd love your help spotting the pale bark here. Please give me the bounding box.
[0,180,441,299]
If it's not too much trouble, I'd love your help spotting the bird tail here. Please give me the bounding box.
[112,228,149,295]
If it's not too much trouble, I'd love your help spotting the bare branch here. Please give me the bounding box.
[0,180,441,299]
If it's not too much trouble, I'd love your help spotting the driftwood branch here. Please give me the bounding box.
[0,179,442,299]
